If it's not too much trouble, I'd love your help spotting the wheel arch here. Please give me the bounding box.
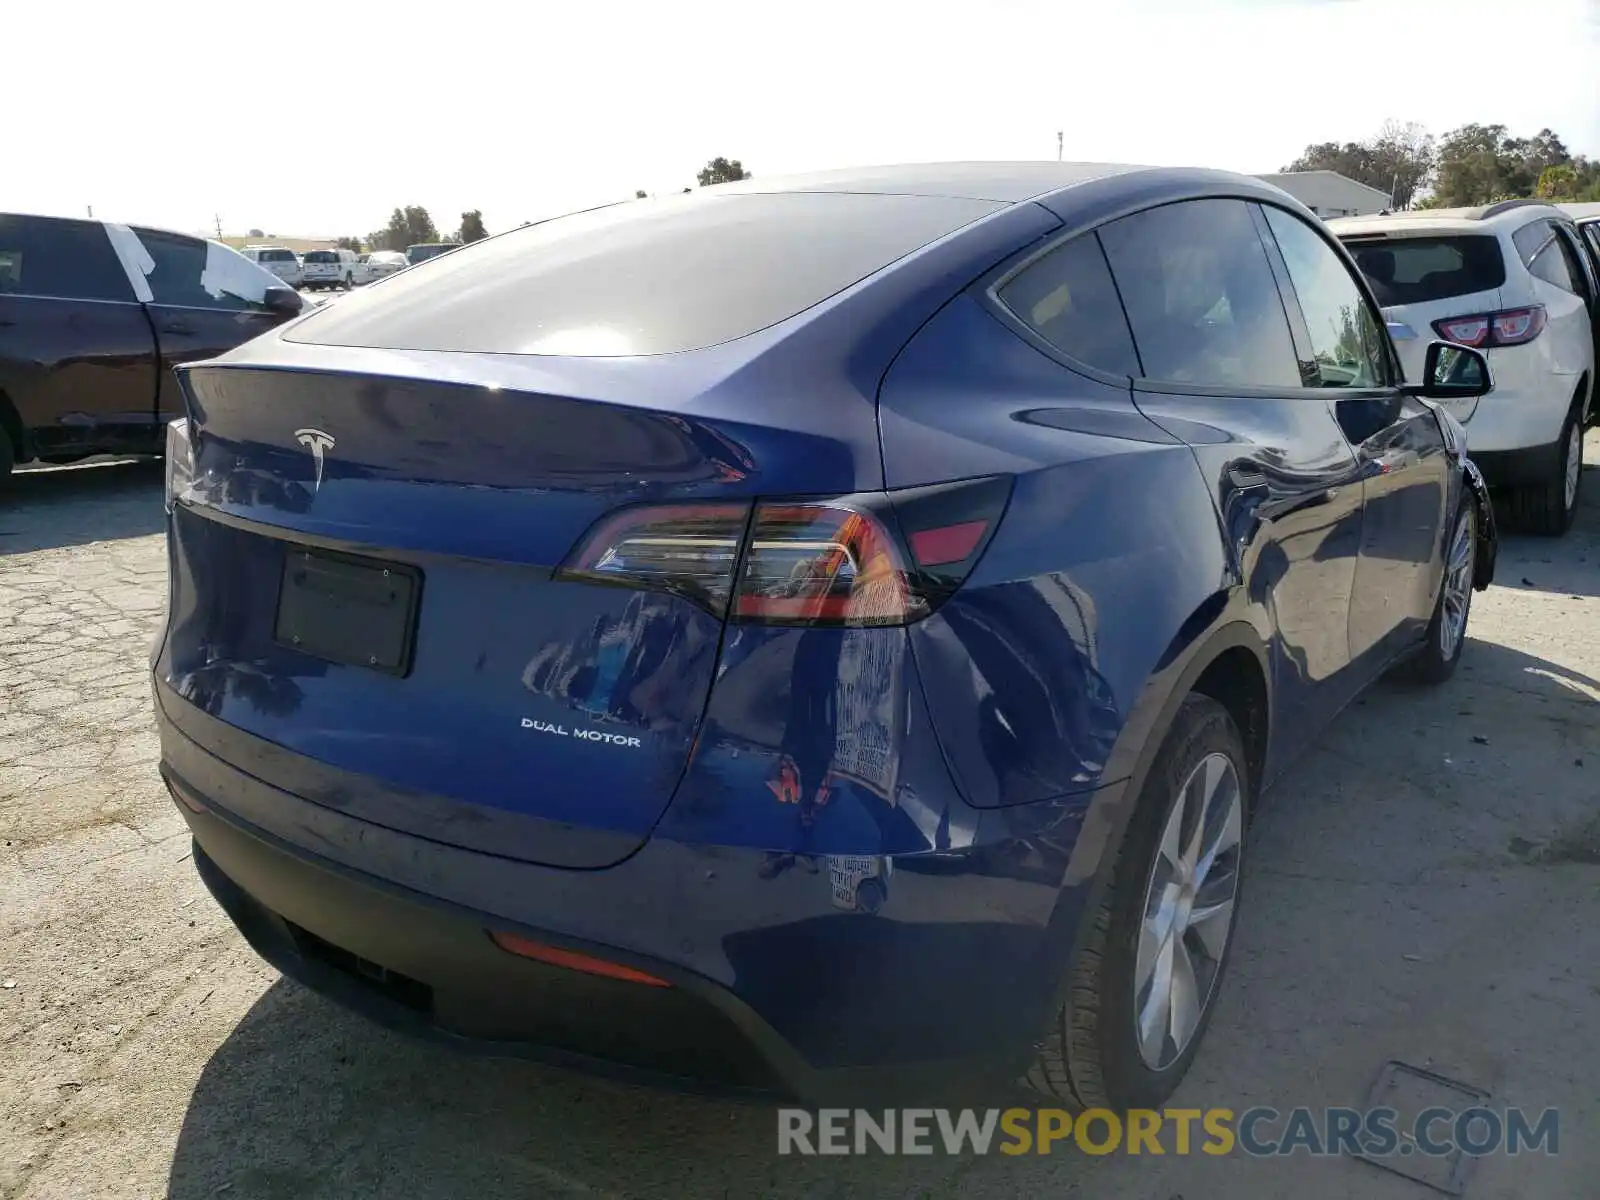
[1043,606,1271,1012]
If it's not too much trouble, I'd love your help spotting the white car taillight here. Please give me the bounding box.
[164,418,194,512]
[1433,306,1546,348]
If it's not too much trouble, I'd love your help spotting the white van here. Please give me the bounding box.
[240,246,303,288]
[300,248,363,291]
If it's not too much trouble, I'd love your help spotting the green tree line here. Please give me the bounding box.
[1284,120,1600,209]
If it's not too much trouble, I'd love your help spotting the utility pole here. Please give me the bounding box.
[87,205,94,218]
[214,213,224,239]
[1057,131,1063,162]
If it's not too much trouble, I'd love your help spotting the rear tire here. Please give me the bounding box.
[1508,403,1582,536]
[1025,694,1248,1111]
[1405,500,1475,685]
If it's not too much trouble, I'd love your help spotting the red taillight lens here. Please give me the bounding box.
[1488,306,1545,345]
[488,931,671,987]
[1432,306,1544,348]
[559,477,1012,626]
[733,503,922,626]
[1433,316,1489,347]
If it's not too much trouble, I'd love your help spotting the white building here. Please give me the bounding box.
[1254,170,1393,219]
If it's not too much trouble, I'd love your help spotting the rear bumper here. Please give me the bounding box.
[1460,351,1576,456]
[1467,441,1562,489]
[156,679,1111,1104]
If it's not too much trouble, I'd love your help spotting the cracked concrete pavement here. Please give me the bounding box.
[2,441,1599,1200]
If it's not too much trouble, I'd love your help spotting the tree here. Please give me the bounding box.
[248,227,264,238]
[371,205,441,250]
[697,157,750,187]
[1538,164,1580,200]
[335,236,362,251]
[1282,120,1435,210]
[458,210,488,243]
[635,189,648,199]
[1427,124,1584,207]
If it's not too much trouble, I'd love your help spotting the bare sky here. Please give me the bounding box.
[13,0,1599,238]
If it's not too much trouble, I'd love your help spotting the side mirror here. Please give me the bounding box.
[1406,340,1492,400]
[263,285,303,316]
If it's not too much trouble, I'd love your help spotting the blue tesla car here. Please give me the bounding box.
[152,162,1498,1109]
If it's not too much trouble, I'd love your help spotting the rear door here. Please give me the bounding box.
[121,227,292,422]
[0,214,157,458]
[1512,218,1591,379]
[1259,204,1450,667]
[1097,198,1369,759]
[1551,222,1600,405]
[1340,232,1506,424]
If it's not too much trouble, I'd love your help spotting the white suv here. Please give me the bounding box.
[1332,202,1598,535]
[240,246,304,289]
[300,248,360,290]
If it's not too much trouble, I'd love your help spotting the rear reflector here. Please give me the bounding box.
[488,931,672,987]
[167,779,207,813]
[559,476,1012,627]
[1433,305,1545,348]
[909,519,989,568]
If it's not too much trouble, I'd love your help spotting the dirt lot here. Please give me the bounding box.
[3,442,1599,1200]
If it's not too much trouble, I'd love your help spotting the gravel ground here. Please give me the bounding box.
[3,439,1599,1199]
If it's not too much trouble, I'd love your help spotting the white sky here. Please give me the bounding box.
[12,0,1599,238]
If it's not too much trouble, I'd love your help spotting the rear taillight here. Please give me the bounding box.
[1432,306,1545,348]
[488,931,671,987]
[164,418,194,512]
[733,502,920,626]
[559,502,749,611]
[558,476,1011,627]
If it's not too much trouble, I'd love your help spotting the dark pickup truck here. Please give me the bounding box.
[0,213,305,477]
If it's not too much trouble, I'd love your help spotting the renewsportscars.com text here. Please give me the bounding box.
[777,1106,1560,1158]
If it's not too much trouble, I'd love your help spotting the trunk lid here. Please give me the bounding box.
[163,358,869,867]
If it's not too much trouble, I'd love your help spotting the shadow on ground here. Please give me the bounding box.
[0,458,164,555]
[165,634,1600,1200]
[1489,453,1600,600]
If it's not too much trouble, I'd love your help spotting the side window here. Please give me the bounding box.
[1552,226,1594,303]
[0,215,134,301]
[1515,220,1578,294]
[1584,224,1600,266]
[1098,199,1300,389]
[1263,207,1388,388]
[131,229,274,311]
[995,234,1140,375]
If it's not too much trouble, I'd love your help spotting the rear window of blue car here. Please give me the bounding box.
[287,192,1002,356]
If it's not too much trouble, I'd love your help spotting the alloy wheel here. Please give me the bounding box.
[1133,751,1243,1071]
[1439,509,1475,662]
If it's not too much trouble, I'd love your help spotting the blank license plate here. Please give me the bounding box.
[274,548,421,675]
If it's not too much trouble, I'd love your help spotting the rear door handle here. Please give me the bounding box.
[164,323,196,336]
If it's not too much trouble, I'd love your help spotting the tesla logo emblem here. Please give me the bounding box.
[294,428,335,491]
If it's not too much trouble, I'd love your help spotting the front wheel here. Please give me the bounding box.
[1405,500,1476,685]
[1025,694,1248,1111]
